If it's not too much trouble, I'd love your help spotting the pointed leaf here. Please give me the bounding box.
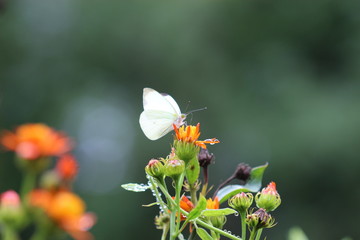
[196,227,214,240]
[201,208,237,217]
[216,163,268,203]
[121,183,150,192]
[187,195,207,221]
[186,156,200,185]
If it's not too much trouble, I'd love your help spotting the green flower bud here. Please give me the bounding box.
[255,182,281,212]
[164,159,185,179]
[145,159,165,179]
[0,190,25,228]
[209,215,227,229]
[246,208,276,229]
[228,192,253,213]
[173,140,200,164]
[154,212,170,229]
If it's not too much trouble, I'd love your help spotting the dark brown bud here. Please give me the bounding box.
[232,163,252,184]
[198,149,214,168]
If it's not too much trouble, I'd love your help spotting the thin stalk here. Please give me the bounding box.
[174,174,185,238]
[188,229,196,240]
[161,224,169,240]
[240,211,247,240]
[248,228,258,240]
[20,170,37,201]
[170,209,176,240]
[255,229,263,240]
[189,183,197,205]
[149,177,168,212]
[212,176,235,199]
[196,218,241,240]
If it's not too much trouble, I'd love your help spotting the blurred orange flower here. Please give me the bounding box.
[56,154,79,180]
[30,190,95,240]
[173,123,219,149]
[171,195,194,221]
[206,197,219,209]
[1,123,72,160]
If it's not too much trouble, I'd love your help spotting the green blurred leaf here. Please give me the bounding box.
[288,227,309,240]
[216,163,268,203]
[121,183,150,192]
[201,208,237,217]
[196,227,214,240]
[187,195,207,221]
[186,156,200,185]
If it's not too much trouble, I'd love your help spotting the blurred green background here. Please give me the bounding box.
[1,0,360,239]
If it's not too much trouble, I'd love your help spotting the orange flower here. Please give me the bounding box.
[179,196,194,212]
[171,196,194,221]
[206,197,219,209]
[56,154,79,180]
[29,190,95,240]
[173,123,219,149]
[1,124,72,160]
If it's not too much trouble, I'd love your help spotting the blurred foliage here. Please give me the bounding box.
[1,0,360,239]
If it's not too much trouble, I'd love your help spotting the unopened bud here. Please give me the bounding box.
[255,182,281,212]
[228,192,253,213]
[209,215,227,229]
[246,208,276,229]
[164,159,185,179]
[198,149,214,168]
[233,163,252,184]
[0,190,24,227]
[154,212,170,229]
[145,159,165,179]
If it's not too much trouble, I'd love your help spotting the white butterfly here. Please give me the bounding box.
[139,88,186,140]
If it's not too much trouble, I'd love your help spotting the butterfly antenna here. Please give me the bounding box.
[184,100,191,113]
[185,107,207,115]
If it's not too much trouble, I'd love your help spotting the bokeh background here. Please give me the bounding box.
[1,0,360,239]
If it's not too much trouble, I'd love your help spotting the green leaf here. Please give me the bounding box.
[185,156,200,185]
[201,208,237,217]
[216,163,268,203]
[187,195,207,221]
[142,202,160,207]
[288,227,309,240]
[196,227,214,240]
[121,183,150,192]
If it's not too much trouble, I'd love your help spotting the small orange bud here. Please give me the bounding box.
[56,155,78,180]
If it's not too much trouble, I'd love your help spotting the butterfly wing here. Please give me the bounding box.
[139,110,178,140]
[143,88,181,115]
[140,88,184,140]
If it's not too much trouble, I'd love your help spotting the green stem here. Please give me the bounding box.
[161,224,169,240]
[174,174,185,237]
[189,183,197,205]
[20,170,37,201]
[249,228,257,240]
[149,177,168,212]
[240,211,247,240]
[255,229,263,240]
[188,229,196,240]
[2,225,19,240]
[196,218,241,240]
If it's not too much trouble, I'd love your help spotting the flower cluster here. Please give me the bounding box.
[0,123,95,240]
[126,119,280,240]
